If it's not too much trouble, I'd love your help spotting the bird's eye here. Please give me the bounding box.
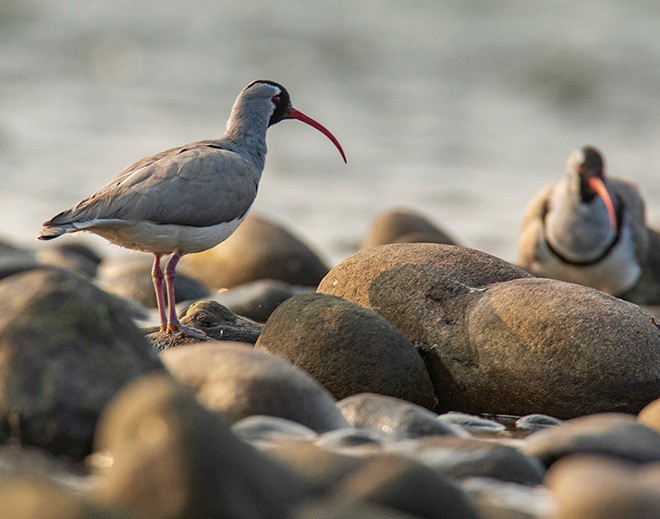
[271,94,281,104]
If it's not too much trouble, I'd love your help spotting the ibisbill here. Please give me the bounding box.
[39,80,347,338]
[518,145,660,303]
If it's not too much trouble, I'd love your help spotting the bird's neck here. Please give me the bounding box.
[221,103,272,171]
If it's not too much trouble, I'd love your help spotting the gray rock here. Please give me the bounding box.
[336,453,480,519]
[523,413,660,467]
[314,428,385,450]
[215,278,313,323]
[255,293,437,410]
[515,414,564,433]
[231,415,318,444]
[93,374,309,519]
[338,393,463,440]
[360,208,459,249]
[318,243,660,418]
[180,214,329,289]
[0,267,163,458]
[388,436,546,485]
[36,241,103,278]
[438,412,507,434]
[160,342,348,432]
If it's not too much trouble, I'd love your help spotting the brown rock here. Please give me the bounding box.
[360,208,459,249]
[255,293,437,410]
[318,244,660,418]
[160,342,348,432]
[639,397,660,434]
[180,214,329,289]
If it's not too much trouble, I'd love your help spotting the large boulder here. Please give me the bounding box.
[0,267,163,458]
[318,243,660,418]
[255,293,436,409]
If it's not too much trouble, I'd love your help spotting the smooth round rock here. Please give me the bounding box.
[314,428,385,450]
[160,342,348,432]
[99,255,210,308]
[93,374,309,519]
[523,413,660,467]
[515,414,564,433]
[0,267,163,458]
[336,453,480,519]
[389,436,546,485]
[545,455,660,518]
[438,412,507,434]
[231,415,318,444]
[639,397,660,433]
[180,214,330,289]
[338,393,463,440]
[255,293,437,410]
[36,241,103,278]
[265,440,369,495]
[146,300,263,350]
[215,279,313,323]
[319,244,660,418]
[360,208,459,249]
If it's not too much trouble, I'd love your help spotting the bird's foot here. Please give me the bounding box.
[166,322,208,339]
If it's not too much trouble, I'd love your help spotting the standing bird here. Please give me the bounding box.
[39,80,347,337]
[518,145,650,298]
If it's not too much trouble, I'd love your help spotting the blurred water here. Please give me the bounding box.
[2,0,660,265]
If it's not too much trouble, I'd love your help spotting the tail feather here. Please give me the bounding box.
[38,225,72,240]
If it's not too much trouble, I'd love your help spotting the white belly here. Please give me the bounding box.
[73,216,247,255]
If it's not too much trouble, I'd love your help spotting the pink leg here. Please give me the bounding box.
[151,254,167,331]
[164,253,207,338]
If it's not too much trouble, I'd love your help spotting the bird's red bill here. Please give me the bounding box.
[588,177,617,232]
[286,107,347,163]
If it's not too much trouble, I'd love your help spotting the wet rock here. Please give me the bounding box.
[314,428,385,450]
[255,293,436,410]
[0,476,124,519]
[98,255,210,308]
[515,414,564,433]
[215,278,313,323]
[638,397,660,433]
[0,267,163,458]
[461,477,554,519]
[388,436,546,485]
[336,453,480,519]
[545,455,660,519]
[438,412,507,435]
[318,244,660,418]
[180,214,329,289]
[360,208,459,249]
[265,441,369,495]
[36,241,103,278]
[338,393,463,440]
[93,374,309,519]
[523,413,660,467]
[160,342,348,432]
[146,300,263,350]
[231,415,318,444]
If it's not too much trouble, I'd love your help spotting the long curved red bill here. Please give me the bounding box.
[588,177,617,232]
[286,107,347,163]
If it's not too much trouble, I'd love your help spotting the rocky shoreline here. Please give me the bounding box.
[0,209,659,518]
